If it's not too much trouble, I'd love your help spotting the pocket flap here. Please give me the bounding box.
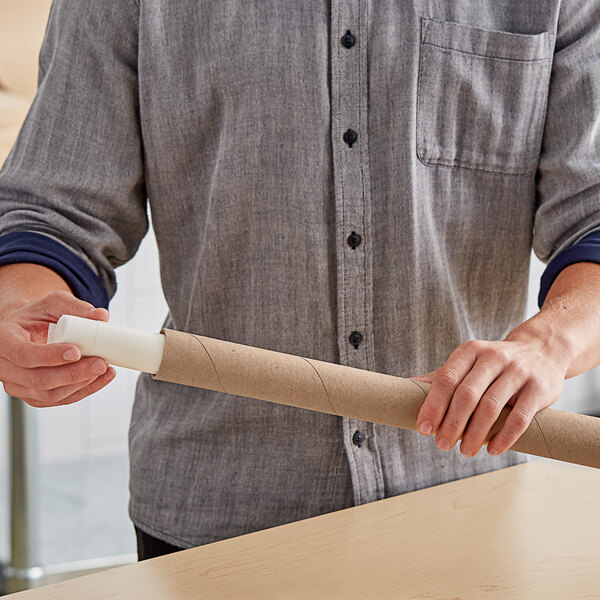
[421,17,553,62]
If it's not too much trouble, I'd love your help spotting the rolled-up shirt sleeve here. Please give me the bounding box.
[0,231,109,308]
[538,230,600,307]
[0,0,148,302]
[533,1,600,274]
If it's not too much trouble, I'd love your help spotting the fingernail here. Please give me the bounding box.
[488,447,499,456]
[438,438,451,451]
[106,367,116,379]
[419,421,432,435]
[90,360,107,375]
[63,349,80,361]
[461,447,473,457]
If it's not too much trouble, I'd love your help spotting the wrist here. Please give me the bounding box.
[0,263,72,321]
[504,308,574,376]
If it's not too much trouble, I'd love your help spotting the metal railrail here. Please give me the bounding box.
[1,395,42,594]
[0,396,135,595]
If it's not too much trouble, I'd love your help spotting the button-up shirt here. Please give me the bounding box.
[1,0,599,548]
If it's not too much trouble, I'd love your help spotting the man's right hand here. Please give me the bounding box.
[0,289,116,408]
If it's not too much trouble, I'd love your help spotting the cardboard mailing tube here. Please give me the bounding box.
[153,329,600,469]
[47,316,600,469]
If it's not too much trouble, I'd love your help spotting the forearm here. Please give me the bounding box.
[0,263,73,319]
[506,262,600,379]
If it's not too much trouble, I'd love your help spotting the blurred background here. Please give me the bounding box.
[0,0,598,594]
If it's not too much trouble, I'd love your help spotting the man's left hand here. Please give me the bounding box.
[413,331,569,458]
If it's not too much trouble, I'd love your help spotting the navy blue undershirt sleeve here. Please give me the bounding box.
[538,230,600,308]
[0,231,109,309]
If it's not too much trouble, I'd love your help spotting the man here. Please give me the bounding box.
[1,1,599,560]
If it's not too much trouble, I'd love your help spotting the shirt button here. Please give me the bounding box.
[347,231,362,249]
[349,331,363,349]
[352,430,365,447]
[343,129,358,148]
[341,30,356,49]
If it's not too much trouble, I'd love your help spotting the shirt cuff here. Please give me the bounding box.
[538,230,600,308]
[0,231,109,309]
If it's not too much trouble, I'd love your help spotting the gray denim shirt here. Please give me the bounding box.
[1,0,599,548]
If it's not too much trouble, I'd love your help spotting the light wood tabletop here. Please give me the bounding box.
[8,460,600,599]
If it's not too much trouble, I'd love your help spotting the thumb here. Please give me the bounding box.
[411,371,435,384]
[29,291,109,323]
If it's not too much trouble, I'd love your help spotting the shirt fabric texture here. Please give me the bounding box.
[3,223,600,311]
[1,0,599,549]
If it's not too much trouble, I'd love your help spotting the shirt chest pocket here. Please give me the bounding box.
[416,17,554,176]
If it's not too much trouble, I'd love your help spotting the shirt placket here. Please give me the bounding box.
[330,0,384,505]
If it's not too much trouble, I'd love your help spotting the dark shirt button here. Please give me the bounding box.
[347,231,362,249]
[352,430,365,447]
[343,129,358,148]
[349,331,363,349]
[341,30,356,49]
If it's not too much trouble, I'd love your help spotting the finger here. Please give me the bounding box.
[417,341,480,436]
[4,376,99,406]
[487,381,542,456]
[459,373,522,457]
[27,290,109,324]
[0,356,108,390]
[56,367,116,406]
[5,367,116,408]
[435,359,504,452]
[1,325,86,368]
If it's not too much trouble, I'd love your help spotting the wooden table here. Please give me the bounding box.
[9,461,600,599]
